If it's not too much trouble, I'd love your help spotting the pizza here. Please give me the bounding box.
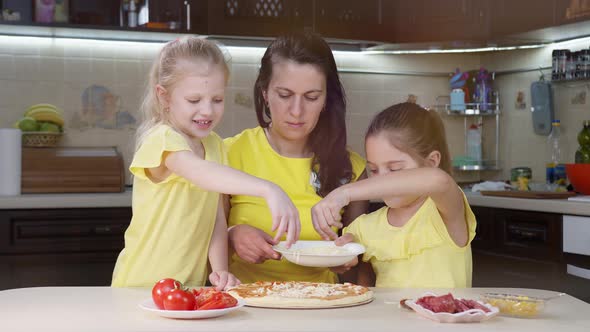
[227,281,373,308]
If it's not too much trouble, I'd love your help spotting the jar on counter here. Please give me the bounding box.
[511,167,532,190]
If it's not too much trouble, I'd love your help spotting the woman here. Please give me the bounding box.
[224,32,369,283]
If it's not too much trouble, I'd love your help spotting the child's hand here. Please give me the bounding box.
[264,185,301,247]
[311,188,350,240]
[330,233,358,273]
[329,256,358,274]
[209,271,241,291]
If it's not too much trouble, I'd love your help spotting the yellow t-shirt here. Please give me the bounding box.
[112,124,226,288]
[224,127,366,283]
[343,192,476,288]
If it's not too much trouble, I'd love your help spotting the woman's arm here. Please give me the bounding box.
[208,196,239,290]
[165,150,301,245]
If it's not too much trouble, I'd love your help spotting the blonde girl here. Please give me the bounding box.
[312,102,476,288]
[112,36,300,289]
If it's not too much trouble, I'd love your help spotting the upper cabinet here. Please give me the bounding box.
[489,0,556,37]
[556,0,590,25]
[383,0,489,43]
[2,0,590,46]
[207,0,307,37]
[313,0,384,42]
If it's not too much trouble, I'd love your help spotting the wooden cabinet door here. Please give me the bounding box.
[493,209,563,262]
[490,0,556,37]
[384,0,489,43]
[314,0,385,42]
[207,0,306,38]
[471,206,495,251]
[556,0,590,25]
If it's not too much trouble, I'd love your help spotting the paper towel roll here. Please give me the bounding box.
[0,128,22,196]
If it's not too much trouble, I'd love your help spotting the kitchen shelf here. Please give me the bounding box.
[453,160,502,171]
[443,102,500,116]
[434,97,502,172]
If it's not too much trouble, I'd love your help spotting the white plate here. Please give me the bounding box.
[404,293,499,323]
[273,240,365,267]
[139,298,245,319]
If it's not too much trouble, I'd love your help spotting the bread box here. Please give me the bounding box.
[21,147,125,193]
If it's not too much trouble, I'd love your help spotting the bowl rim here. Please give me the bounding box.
[273,241,365,257]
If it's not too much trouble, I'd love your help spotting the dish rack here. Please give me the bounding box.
[22,132,62,148]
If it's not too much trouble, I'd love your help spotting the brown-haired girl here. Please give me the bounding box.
[313,102,476,288]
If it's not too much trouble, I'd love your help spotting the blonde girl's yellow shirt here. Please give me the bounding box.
[111,124,226,288]
[224,127,366,284]
[343,193,476,288]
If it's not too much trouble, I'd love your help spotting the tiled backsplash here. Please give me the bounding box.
[3,34,587,186]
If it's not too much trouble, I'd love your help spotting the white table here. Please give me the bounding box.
[0,287,589,332]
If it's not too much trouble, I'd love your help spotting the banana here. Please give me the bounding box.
[25,103,63,117]
[26,107,64,127]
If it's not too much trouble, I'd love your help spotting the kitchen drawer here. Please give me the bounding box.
[0,208,131,254]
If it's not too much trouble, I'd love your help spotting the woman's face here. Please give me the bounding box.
[365,133,423,208]
[264,59,326,143]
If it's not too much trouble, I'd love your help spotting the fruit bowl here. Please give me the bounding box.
[566,163,590,195]
[22,132,62,148]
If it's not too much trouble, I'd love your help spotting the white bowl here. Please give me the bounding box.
[273,240,365,267]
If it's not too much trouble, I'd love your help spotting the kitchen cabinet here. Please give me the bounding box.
[471,206,565,292]
[313,0,384,42]
[489,0,557,37]
[207,0,307,38]
[0,208,131,290]
[383,0,490,44]
[556,0,590,25]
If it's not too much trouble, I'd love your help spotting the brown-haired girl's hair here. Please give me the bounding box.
[253,32,352,197]
[135,36,229,150]
[365,102,452,175]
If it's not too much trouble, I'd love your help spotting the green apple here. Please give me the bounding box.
[17,117,40,132]
[39,122,61,133]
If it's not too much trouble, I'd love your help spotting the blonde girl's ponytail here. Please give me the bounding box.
[135,36,230,151]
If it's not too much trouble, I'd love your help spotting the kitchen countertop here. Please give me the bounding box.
[0,287,588,332]
[0,189,589,216]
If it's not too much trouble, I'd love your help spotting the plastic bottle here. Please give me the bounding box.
[467,123,482,164]
[575,120,590,163]
[128,0,137,28]
[546,120,566,185]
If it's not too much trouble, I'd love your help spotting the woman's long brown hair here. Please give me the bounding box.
[253,32,353,197]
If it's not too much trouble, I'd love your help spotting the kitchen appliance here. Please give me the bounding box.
[531,80,554,136]
[21,147,124,193]
[562,215,590,303]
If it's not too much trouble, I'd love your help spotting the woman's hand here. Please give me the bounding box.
[264,185,301,246]
[229,224,281,264]
[209,271,240,291]
[311,188,350,240]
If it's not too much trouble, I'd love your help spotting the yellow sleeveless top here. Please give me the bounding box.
[112,124,226,287]
[224,127,366,283]
[343,193,476,288]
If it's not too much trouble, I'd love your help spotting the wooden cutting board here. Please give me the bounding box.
[479,190,577,199]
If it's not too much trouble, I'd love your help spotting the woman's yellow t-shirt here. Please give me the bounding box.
[224,127,366,284]
[112,124,226,288]
[343,193,476,288]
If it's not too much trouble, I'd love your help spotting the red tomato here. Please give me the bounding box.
[163,289,197,311]
[151,278,180,309]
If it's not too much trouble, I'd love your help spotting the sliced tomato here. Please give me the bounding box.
[194,289,238,310]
